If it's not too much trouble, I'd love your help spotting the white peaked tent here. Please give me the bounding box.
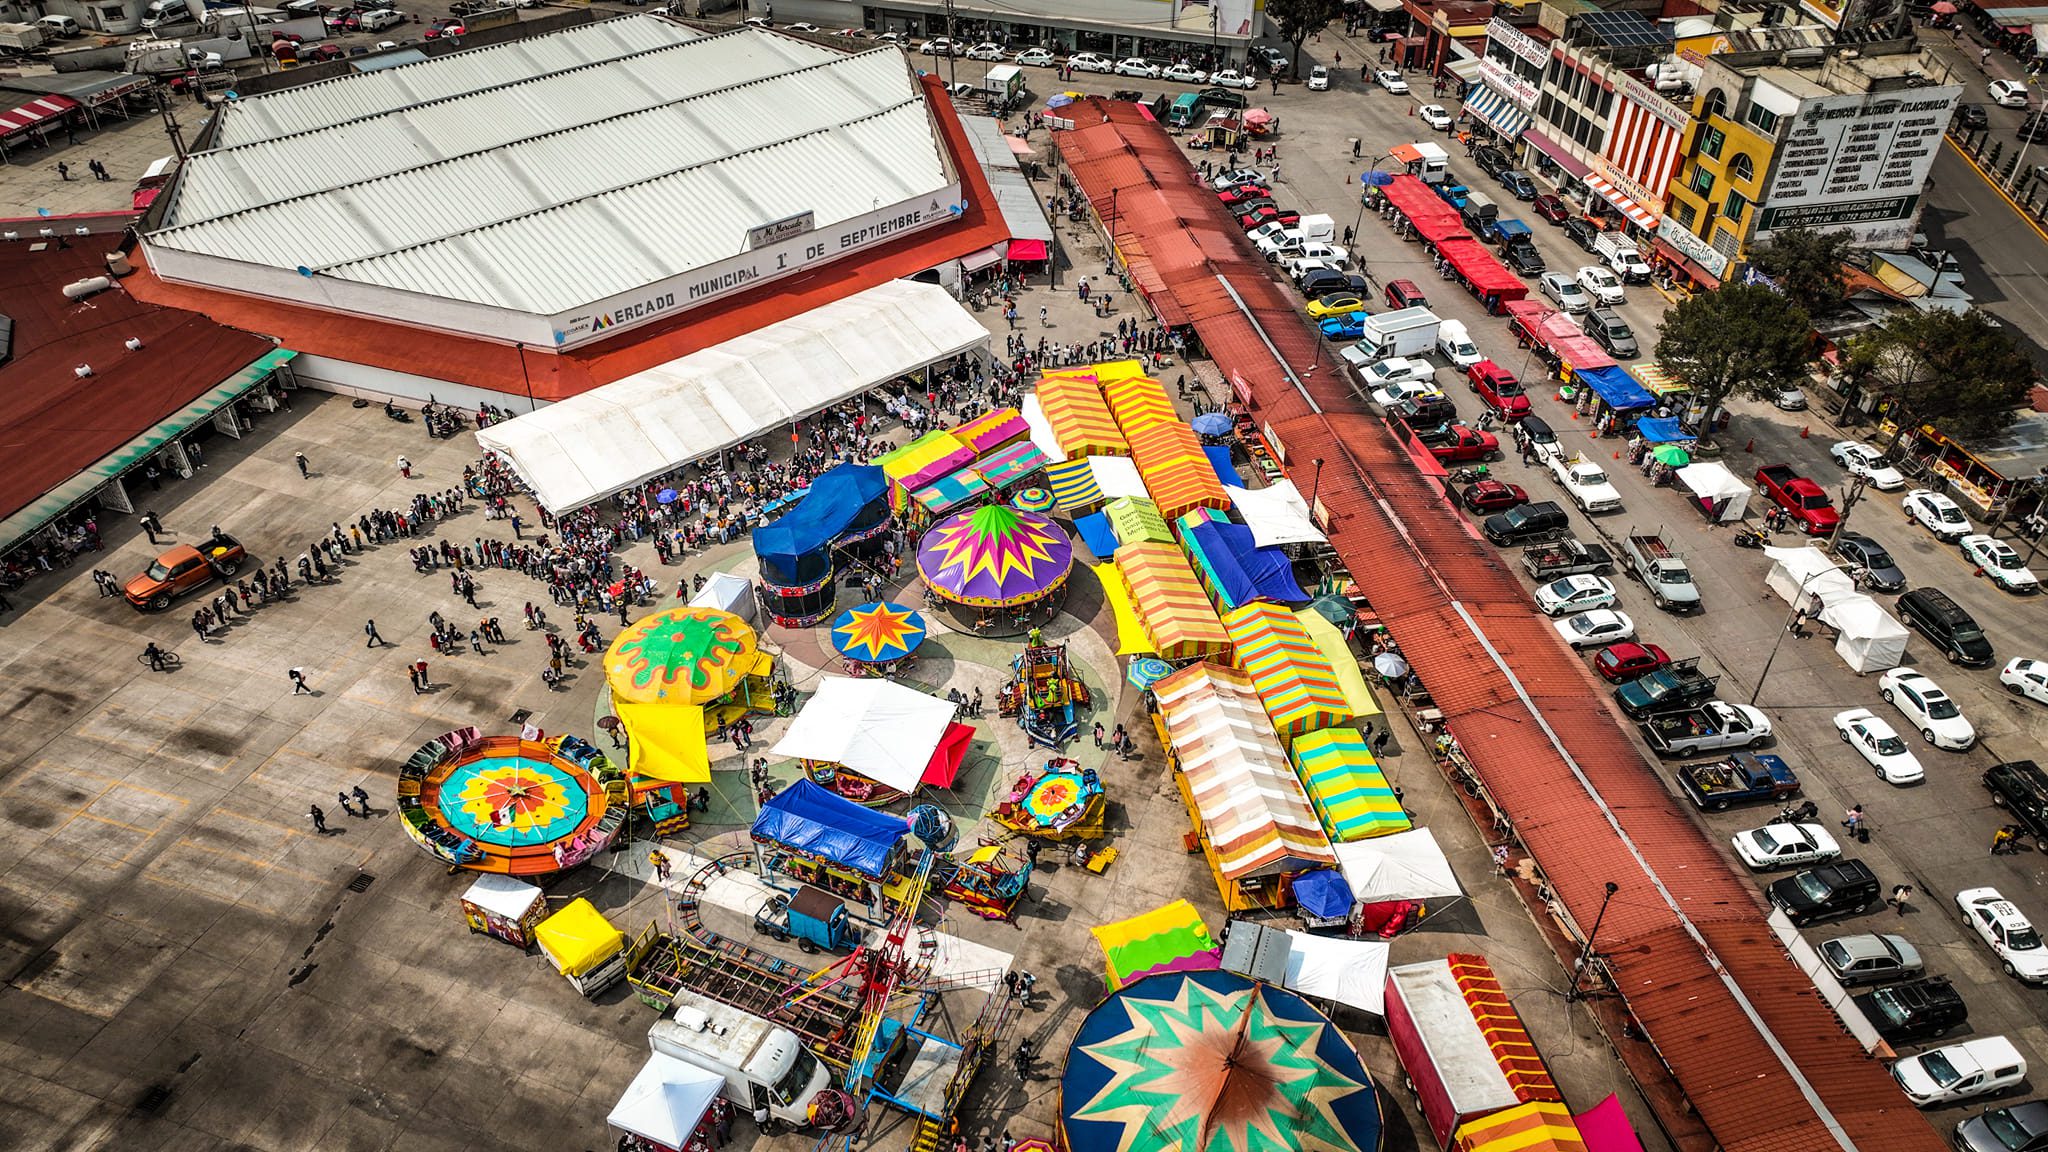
[1331,828,1463,904]
[1282,932,1391,1014]
[770,676,956,793]
[608,1052,723,1149]
[1225,480,1328,548]
[1764,545,1856,608]
[1820,595,1910,673]
[1676,462,1750,522]
[688,571,756,622]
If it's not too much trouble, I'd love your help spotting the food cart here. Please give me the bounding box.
[459,873,545,948]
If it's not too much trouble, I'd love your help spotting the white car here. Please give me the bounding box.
[1576,265,1625,306]
[1891,1037,2029,1107]
[1374,69,1409,94]
[1418,104,1453,130]
[1829,441,1905,490]
[920,37,962,55]
[1209,68,1256,89]
[1307,65,1330,91]
[1961,533,2039,593]
[1289,241,1349,268]
[1067,52,1113,73]
[1014,47,1057,67]
[1162,63,1208,83]
[1989,78,2031,108]
[1436,323,1482,369]
[1253,228,1306,261]
[1534,574,1619,617]
[742,16,772,28]
[1877,667,1975,750]
[1555,609,1635,649]
[1364,362,1440,402]
[1957,887,2048,984]
[1833,708,1925,784]
[1904,489,1971,541]
[1773,387,1808,411]
[1732,823,1842,870]
[787,22,821,32]
[1539,272,1590,313]
[1548,455,1624,514]
[1114,57,1161,78]
[963,42,1006,60]
[2001,656,2048,705]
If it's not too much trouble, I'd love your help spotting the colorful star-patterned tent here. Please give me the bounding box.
[604,607,765,707]
[1060,968,1383,1152]
[830,601,928,665]
[917,503,1075,608]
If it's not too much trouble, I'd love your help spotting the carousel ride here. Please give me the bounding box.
[917,503,1074,635]
[398,728,622,875]
[999,642,1092,749]
[992,757,1106,840]
[829,600,928,678]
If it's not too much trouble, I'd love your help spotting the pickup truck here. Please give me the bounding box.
[1755,464,1840,536]
[1521,538,1614,579]
[1641,700,1773,758]
[1614,657,1718,718]
[124,530,246,610]
[1548,453,1624,513]
[1678,752,1800,811]
[1621,529,1701,612]
[1414,423,1499,463]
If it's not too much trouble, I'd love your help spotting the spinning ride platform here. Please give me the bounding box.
[992,758,1106,840]
[399,732,620,875]
[998,643,1091,749]
[830,601,928,678]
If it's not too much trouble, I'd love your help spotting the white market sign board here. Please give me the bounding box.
[1757,85,1961,244]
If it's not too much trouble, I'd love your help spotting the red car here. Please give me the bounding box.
[1216,185,1272,206]
[1458,480,1528,513]
[425,18,464,37]
[1237,204,1300,229]
[1467,360,1531,421]
[1532,193,1571,225]
[1594,642,1671,683]
[307,42,344,61]
[1384,278,1428,309]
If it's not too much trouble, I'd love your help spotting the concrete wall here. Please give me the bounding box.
[290,353,540,411]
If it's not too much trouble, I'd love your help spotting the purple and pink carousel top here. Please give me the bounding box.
[916,504,1074,608]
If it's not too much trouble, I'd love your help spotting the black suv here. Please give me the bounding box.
[1503,243,1546,275]
[1483,501,1570,546]
[1472,144,1510,179]
[1563,218,1601,252]
[1387,394,1457,428]
[1300,270,1369,299]
[1767,859,1880,925]
[1984,760,2048,849]
[1851,976,1967,1045]
[1895,587,1994,666]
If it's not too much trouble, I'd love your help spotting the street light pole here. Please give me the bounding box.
[1750,566,1835,705]
[1566,881,1620,1002]
[1308,457,1325,512]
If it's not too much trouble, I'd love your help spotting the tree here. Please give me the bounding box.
[1844,308,2035,443]
[1747,226,1853,315]
[1265,0,1343,77]
[1654,285,1813,448]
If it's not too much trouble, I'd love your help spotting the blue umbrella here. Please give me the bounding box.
[1191,412,1235,437]
[1046,93,1075,109]
[1126,657,1174,691]
[1361,170,1395,187]
[656,488,679,504]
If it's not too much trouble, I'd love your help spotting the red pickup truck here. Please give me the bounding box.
[1754,464,1840,535]
[1418,424,1500,463]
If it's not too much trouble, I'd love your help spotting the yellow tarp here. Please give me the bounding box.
[535,898,625,976]
[1085,359,1148,384]
[1295,608,1382,720]
[1094,562,1156,656]
[614,698,711,783]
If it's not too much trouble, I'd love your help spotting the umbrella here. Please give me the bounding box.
[1014,487,1056,513]
[1932,1,1956,11]
[830,601,928,664]
[1190,412,1235,437]
[1126,657,1174,690]
[1361,170,1395,187]
[1046,93,1075,109]
[656,488,679,504]
[1308,593,1357,625]
[1244,108,1276,127]
[1651,444,1692,466]
[1373,652,1410,679]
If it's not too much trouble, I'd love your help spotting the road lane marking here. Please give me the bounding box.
[1945,135,2048,247]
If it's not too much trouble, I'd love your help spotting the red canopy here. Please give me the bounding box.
[1008,238,1049,262]
[1438,237,1527,300]
[0,94,78,139]
[1381,175,1465,243]
[920,721,977,787]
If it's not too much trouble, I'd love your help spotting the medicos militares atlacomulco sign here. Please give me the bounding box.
[1756,86,1960,246]
[549,186,962,347]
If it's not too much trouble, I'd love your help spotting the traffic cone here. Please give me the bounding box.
[1613,450,1621,459]
[1800,425,1810,438]
[1745,438,1754,453]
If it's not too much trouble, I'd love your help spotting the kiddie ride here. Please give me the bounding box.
[991,757,1106,841]
[998,642,1091,749]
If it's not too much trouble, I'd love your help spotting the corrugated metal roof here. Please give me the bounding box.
[151,20,949,315]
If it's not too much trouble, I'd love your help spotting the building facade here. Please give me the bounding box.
[756,0,1267,66]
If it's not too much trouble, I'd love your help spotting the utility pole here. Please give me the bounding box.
[151,82,187,160]
[943,0,957,90]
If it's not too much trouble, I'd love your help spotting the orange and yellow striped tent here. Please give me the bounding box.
[1451,953,1562,1106]
[1037,372,1129,458]
[1453,1101,1585,1152]
[1114,539,1231,661]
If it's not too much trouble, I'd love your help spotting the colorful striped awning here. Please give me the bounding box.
[1101,374,1179,437]
[1295,608,1382,720]
[1090,899,1222,991]
[911,466,989,518]
[955,407,1030,454]
[1221,603,1352,737]
[877,431,973,510]
[1288,728,1411,842]
[1128,423,1230,520]
[1115,541,1231,661]
[973,440,1049,492]
[1154,662,1334,883]
[1454,1101,1585,1152]
[1103,496,1172,546]
[1450,953,1563,1106]
[1037,372,1129,457]
[1045,457,1105,513]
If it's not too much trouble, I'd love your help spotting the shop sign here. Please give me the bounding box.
[1485,18,1547,67]
[1656,216,1730,278]
[1477,58,1539,110]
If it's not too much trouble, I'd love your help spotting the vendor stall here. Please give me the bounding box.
[909,466,990,522]
[1289,728,1410,842]
[1225,480,1328,548]
[1045,457,1106,514]
[1221,602,1351,736]
[1115,540,1233,661]
[460,873,546,948]
[1821,594,1910,673]
[1128,424,1232,520]
[1180,509,1308,613]
[1103,496,1172,546]
[971,440,1051,495]
[535,897,632,996]
[686,570,757,623]
[1455,1101,1587,1152]
[1036,372,1130,457]
[609,1049,726,1152]
[1296,607,1382,720]
[1090,899,1222,992]
[954,407,1030,455]
[1675,461,1750,523]
[1093,562,1155,656]
[771,676,960,804]
[876,430,974,511]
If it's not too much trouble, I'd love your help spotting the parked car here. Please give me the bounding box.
[1362,360,1440,401]
[1114,57,1161,78]
[1468,360,1530,420]
[1767,859,1881,925]
[1576,264,1625,305]
[1384,278,1428,309]
[1364,26,1404,42]
[1418,104,1453,130]
[1209,68,1256,89]
[1563,217,1601,251]
[1162,63,1207,83]
[1483,501,1570,547]
[1594,641,1669,683]
[125,530,246,610]
[1853,976,1967,1045]
[1539,272,1590,313]
[1835,534,1905,593]
[1877,667,1975,749]
[1554,609,1635,649]
[2003,657,2048,705]
[1308,292,1371,320]
[1459,480,1528,513]
[1300,270,1369,298]
[1829,441,1906,490]
[1532,193,1571,224]
[1374,69,1410,94]
[1957,887,2048,984]
[1895,587,1994,667]
[1820,933,1924,986]
[1318,313,1369,340]
[1834,708,1925,784]
[1582,309,1638,357]
[1774,386,1809,411]
[919,37,962,55]
[963,42,1007,60]
[1961,534,2039,593]
[1955,1101,2048,1152]
[1956,103,1991,131]
[1497,170,1536,199]
[1904,489,1972,541]
[1014,47,1057,67]
[1732,822,1841,870]
[1067,52,1113,73]
[1472,144,1509,177]
[1534,574,1619,617]
[1891,1036,2027,1107]
[1982,759,2048,849]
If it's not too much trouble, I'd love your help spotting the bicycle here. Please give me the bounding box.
[137,649,182,671]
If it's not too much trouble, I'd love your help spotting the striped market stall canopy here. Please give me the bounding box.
[1101,373,1179,435]
[1089,898,1222,992]
[876,430,973,510]
[1454,1102,1586,1152]
[1221,603,1352,736]
[1036,372,1129,457]
[954,406,1030,454]
[910,466,989,519]
[1128,422,1230,520]
[972,440,1049,492]
[1044,457,1105,513]
[1295,607,1382,720]
[1103,496,1172,547]
[1451,953,1563,1106]
[1092,562,1155,656]
[1154,662,1334,894]
[1115,540,1231,661]
[1288,728,1411,842]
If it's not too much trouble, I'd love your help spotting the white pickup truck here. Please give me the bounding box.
[1547,452,1624,514]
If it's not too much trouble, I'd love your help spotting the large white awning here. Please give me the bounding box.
[476,279,989,511]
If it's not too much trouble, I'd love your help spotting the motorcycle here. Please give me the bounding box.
[1732,524,1771,549]
[1767,800,1819,826]
[384,401,412,423]
[1447,465,1490,484]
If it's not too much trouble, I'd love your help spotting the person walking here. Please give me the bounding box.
[352,785,370,814]
[288,667,310,695]
[140,514,160,545]
[338,790,360,818]
[365,619,385,647]
[1371,727,1392,757]
[295,451,310,478]
[649,849,673,883]
[56,160,71,181]
[1889,884,1913,915]
[1093,721,1105,749]
[1842,804,1865,839]
[310,804,329,834]
[397,455,412,479]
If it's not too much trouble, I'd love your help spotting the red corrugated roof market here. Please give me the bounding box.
[1056,98,1941,1152]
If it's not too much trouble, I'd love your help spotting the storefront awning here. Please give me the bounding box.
[1445,56,1485,82]
[0,94,78,140]
[1522,129,1590,181]
[1652,239,1722,289]
[1584,173,1660,231]
[1463,86,1531,139]
[961,245,1004,273]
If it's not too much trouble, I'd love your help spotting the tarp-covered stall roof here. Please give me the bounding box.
[1438,237,1528,302]
[770,677,957,794]
[750,778,909,879]
[752,462,889,584]
[1116,539,1232,661]
[609,1053,724,1151]
[474,280,986,512]
[1226,480,1327,547]
[1577,365,1656,412]
[1289,728,1410,841]
[1177,508,1307,613]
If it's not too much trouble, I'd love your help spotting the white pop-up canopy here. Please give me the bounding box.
[1821,594,1910,673]
[476,279,989,512]
[770,676,957,793]
[688,571,756,622]
[1283,931,1391,1014]
[1088,455,1149,501]
[1226,480,1328,548]
[1332,828,1463,904]
[1020,393,1068,462]
[608,1052,723,1150]
[1676,461,1750,522]
[1764,545,1857,608]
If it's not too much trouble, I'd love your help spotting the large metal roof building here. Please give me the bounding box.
[141,16,966,351]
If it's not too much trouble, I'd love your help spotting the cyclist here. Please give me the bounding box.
[143,642,168,671]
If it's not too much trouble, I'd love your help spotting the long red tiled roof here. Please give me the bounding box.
[1058,98,1940,1152]
[124,74,1010,403]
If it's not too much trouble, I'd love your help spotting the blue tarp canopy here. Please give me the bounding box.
[1180,512,1307,610]
[1293,868,1354,920]
[750,779,908,879]
[1578,365,1656,412]
[1074,511,1120,559]
[1204,445,1246,488]
[1635,416,1693,443]
[752,463,889,583]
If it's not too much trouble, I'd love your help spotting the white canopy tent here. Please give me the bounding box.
[688,571,756,622]
[1821,594,1911,673]
[1225,480,1328,548]
[1020,394,1068,462]
[1331,828,1463,904]
[1764,545,1856,608]
[475,279,989,512]
[769,676,957,793]
[1087,455,1149,501]
[1676,461,1750,522]
[608,1051,724,1150]
[1283,931,1390,1014]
